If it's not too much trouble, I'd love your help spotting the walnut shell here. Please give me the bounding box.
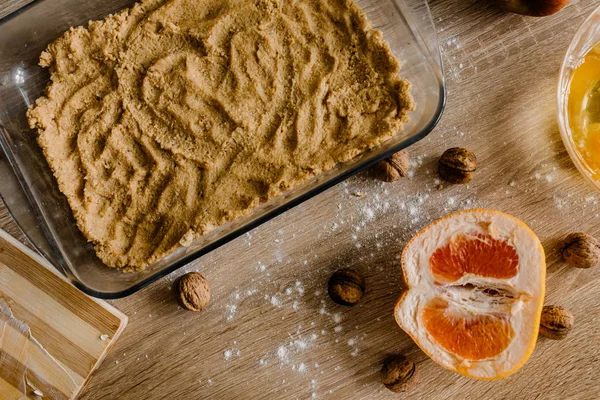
[176,272,211,312]
[438,147,477,184]
[327,269,365,306]
[372,150,409,182]
[380,355,418,393]
[561,232,600,269]
[539,305,574,340]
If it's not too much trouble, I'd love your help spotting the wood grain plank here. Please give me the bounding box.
[0,327,74,399]
[0,350,27,399]
[0,376,25,400]
[0,350,75,400]
[0,229,127,399]
[0,234,125,335]
[4,297,101,377]
[0,265,108,358]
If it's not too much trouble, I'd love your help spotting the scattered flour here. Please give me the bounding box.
[223,348,240,361]
[361,206,375,221]
[270,295,282,307]
[226,304,237,321]
[294,340,308,351]
[332,313,342,324]
[261,329,323,373]
[277,346,289,362]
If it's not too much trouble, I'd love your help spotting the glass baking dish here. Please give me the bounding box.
[0,0,445,298]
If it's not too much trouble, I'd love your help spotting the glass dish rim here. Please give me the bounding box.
[0,0,447,299]
[557,4,600,192]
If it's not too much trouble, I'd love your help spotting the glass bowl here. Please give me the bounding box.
[558,5,600,190]
[0,0,445,298]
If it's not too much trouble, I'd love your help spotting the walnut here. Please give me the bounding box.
[176,272,211,312]
[561,232,600,269]
[372,150,409,182]
[438,147,477,184]
[539,305,574,340]
[327,269,365,306]
[380,355,418,392]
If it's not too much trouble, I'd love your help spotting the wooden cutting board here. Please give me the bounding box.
[0,229,127,400]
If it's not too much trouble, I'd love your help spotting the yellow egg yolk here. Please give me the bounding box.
[567,43,600,179]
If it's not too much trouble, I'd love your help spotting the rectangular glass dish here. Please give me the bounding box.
[0,0,445,298]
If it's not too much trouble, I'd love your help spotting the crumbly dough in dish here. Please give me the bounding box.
[27,0,414,270]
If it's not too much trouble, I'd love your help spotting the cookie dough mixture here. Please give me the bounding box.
[27,0,414,270]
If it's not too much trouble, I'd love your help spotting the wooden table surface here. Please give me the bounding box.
[1,1,600,399]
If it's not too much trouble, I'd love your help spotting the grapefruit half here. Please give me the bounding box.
[395,209,545,380]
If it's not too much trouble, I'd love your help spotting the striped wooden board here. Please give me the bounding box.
[0,229,127,400]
